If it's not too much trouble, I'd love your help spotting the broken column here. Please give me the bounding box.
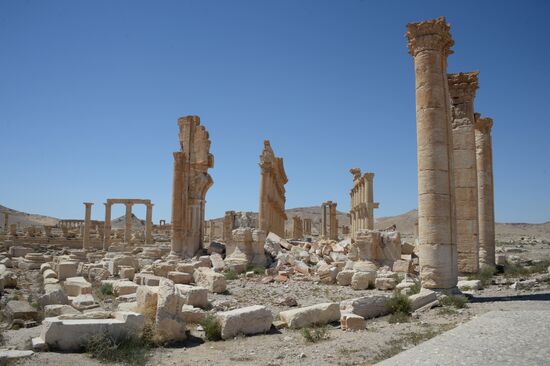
[449,72,480,274]
[3,212,8,234]
[223,211,236,243]
[103,202,111,250]
[292,216,303,239]
[406,17,458,289]
[349,168,379,239]
[82,202,93,250]
[124,202,133,244]
[170,116,214,258]
[321,201,338,240]
[303,218,312,236]
[258,140,288,237]
[145,203,153,244]
[475,114,496,267]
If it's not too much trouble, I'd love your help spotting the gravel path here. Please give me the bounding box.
[377,309,550,366]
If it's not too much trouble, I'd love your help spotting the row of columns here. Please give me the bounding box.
[321,201,338,240]
[407,17,495,290]
[349,169,379,239]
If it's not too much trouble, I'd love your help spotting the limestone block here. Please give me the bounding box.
[319,266,338,284]
[340,313,365,331]
[278,302,340,329]
[108,255,139,276]
[155,279,186,342]
[176,263,196,274]
[8,246,32,257]
[336,270,354,286]
[64,277,92,297]
[5,300,39,321]
[88,267,110,282]
[36,312,144,351]
[39,284,69,307]
[71,294,99,310]
[43,269,57,279]
[199,256,212,268]
[351,271,375,290]
[167,271,193,284]
[375,277,397,291]
[151,262,176,278]
[409,289,437,311]
[0,268,17,288]
[217,305,273,339]
[294,260,310,275]
[134,273,162,286]
[113,280,139,296]
[175,284,208,309]
[339,295,391,319]
[180,305,207,324]
[0,350,34,363]
[393,259,413,273]
[193,268,227,293]
[57,262,78,281]
[135,285,159,319]
[353,260,378,272]
[119,266,135,281]
[457,279,482,291]
[40,263,52,274]
[210,253,226,272]
[43,305,80,317]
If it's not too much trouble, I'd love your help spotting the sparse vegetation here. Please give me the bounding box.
[85,332,151,366]
[371,327,448,363]
[100,282,113,296]
[503,261,531,278]
[201,314,222,341]
[469,265,496,286]
[246,264,266,275]
[409,281,421,295]
[386,292,412,323]
[301,325,329,343]
[438,307,458,316]
[224,270,238,280]
[439,295,468,309]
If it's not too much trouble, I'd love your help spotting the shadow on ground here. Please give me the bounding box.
[470,292,550,303]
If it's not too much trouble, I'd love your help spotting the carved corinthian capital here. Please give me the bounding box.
[448,71,479,103]
[406,16,454,56]
[474,113,494,134]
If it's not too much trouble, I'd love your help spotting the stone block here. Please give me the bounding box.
[180,305,207,324]
[43,305,80,317]
[351,271,375,290]
[167,271,193,284]
[210,253,226,272]
[43,269,57,279]
[64,277,92,297]
[155,279,186,342]
[113,280,139,296]
[278,302,340,329]
[8,246,32,258]
[340,313,365,331]
[193,268,227,293]
[57,262,78,281]
[135,285,159,319]
[375,277,397,291]
[5,300,39,321]
[409,289,437,311]
[119,266,135,280]
[457,279,482,291]
[71,294,99,310]
[336,270,354,286]
[175,284,208,309]
[217,305,273,339]
[39,284,69,307]
[340,294,391,319]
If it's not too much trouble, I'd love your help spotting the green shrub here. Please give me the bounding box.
[201,315,222,341]
[246,264,266,275]
[409,281,421,295]
[301,325,329,343]
[224,270,238,280]
[85,333,150,366]
[439,295,468,309]
[386,293,412,315]
[503,261,530,278]
[469,265,495,286]
[100,283,113,296]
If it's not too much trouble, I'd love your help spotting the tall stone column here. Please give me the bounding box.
[83,202,93,250]
[170,151,185,257]
[449,72,480,274]
[303,218,312,236]
[3,212,8,234]
[365,172,376,230]
[103,203,111,250]
[124,202,133,244]
[329,202,338,240]
[406,17,458,289]
[145,203,153,244]
[475,114,495,267]
[321,202,328,238]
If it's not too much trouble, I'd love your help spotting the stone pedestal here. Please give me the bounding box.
[406,17,457,289]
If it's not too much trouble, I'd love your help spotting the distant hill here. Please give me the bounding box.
[2,204,549,242]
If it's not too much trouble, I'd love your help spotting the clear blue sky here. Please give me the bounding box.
[1,0,549,224]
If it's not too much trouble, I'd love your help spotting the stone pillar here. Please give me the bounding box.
[103,203,111,250]
[406,17,457,289]
[449,72,480,274]
[365,173,376,230]
[475,114,495,267]
[124,202,133,244]
[171,151,185,257]
[329,202,338,240]
[145,203,153,244]
[292,215,303,239]
[303,218,312,236]
[83,202,93,250]
[9,223,17,237]
[3,212,8,234]
[321,202,328,238]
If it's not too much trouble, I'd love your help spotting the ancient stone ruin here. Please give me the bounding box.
[349,168,379,239]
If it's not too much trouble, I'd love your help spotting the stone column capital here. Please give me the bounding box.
[406,17,454,57]
[363,172,375,182]
[83,202,93,207]
[448,71,479,102]
[475,114,493,133]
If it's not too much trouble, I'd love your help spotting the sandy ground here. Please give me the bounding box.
[3,241,550,366]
